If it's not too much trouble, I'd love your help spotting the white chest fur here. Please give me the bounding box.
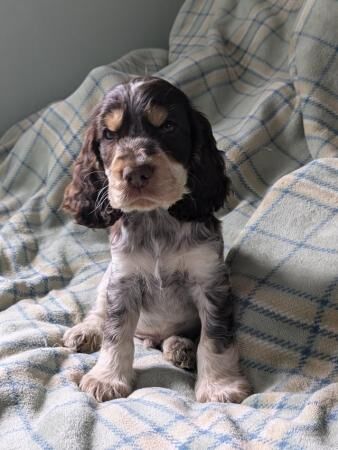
[111,242,220,287]
[107,213,225,340]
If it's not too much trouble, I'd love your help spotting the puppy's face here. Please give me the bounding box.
[96,79,191,212]
[63,77,230,228]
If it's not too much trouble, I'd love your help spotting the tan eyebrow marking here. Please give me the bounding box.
[145,105,168,127]
[104,109,124,132]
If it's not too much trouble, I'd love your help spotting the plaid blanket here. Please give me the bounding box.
[1,0,338,448]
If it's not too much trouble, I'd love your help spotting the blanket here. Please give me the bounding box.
[1,0,338,448]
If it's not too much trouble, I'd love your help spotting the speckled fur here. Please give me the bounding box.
[62,77,250,403]
[63,210,250,403]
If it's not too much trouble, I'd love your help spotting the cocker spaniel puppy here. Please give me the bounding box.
[62,77,250,403]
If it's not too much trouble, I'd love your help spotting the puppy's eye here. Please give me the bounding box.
[103,129,115,140]
[161,120,176,132]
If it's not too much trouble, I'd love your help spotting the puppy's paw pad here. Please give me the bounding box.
[162,336,196,370]
[62,324,102,353]
[80,373,131,402]
[196,377,251,403]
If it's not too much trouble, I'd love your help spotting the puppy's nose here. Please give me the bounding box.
[122,164,154,188]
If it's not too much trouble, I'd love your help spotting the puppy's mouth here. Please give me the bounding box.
[107,153,189,212]
[109,184,188,212]
[123,197,162,211]
[118,189,178,212]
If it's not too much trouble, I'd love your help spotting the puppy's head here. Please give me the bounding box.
[63,77,230,227]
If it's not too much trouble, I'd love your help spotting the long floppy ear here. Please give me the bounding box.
[169,110,231,222]
[63,115,122,228]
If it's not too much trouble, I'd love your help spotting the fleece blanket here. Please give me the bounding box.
[1,0,338,448]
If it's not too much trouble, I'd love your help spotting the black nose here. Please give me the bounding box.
[122,164,154,188]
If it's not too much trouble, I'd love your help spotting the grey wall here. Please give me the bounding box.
[0,0,183,136]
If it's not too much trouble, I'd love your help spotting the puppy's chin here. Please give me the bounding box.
[109,192,187,213]
[108,180,190,213]
[121,197,181,213]
[122,198,164,212]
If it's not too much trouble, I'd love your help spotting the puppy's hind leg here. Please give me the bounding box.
[62,266,110,353]
[162,336,197,371]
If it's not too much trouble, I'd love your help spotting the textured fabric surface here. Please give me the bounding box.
[1,0,338,448]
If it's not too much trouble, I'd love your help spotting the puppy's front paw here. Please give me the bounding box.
[62,322,102,353]
[195,377,251,403]
[80,370,132,402]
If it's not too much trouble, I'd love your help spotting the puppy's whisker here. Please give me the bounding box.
[92,186,109,213]
[96,184,108,203]
[95,193,108,211]
[94,193,109,213]
[83,170,105,181]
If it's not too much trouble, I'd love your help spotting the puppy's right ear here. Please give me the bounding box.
[63,113,122,228]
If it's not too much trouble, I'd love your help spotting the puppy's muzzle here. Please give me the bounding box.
[122,164,154,189]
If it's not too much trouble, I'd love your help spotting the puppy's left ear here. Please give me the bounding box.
[169,110,231,221]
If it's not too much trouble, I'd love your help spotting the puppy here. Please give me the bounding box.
[62,77,250,403]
